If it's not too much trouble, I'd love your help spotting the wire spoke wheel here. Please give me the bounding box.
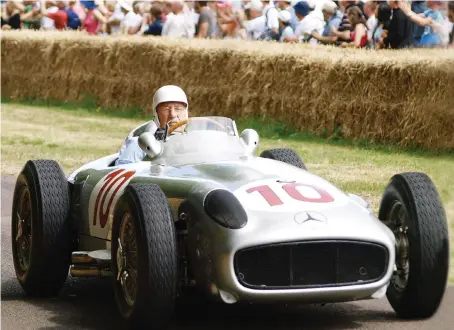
[118,213,138,307]
[112,183,178,328]
[16,185,32,276]
[379,172,449,318]
[387,201,410,292]
[11,160,71,297]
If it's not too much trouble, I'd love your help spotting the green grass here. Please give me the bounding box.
[2,102,453,284]
[4,96,453,157]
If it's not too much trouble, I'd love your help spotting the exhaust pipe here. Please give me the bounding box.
[72,252,95,264]
[70,265,112,278]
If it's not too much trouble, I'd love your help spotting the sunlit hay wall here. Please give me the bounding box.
[2,31,454,150]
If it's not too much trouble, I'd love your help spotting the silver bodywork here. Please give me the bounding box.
[68,117,396,305]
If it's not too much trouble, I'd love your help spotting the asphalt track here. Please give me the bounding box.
[1,175,453,330]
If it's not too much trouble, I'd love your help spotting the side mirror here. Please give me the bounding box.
[240,129,259,154]
[138,132,163,159]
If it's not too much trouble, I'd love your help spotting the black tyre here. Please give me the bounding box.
[378,172,449,319]
[11,160,71,297]
[112,183,178,330]
[260,148,307,170]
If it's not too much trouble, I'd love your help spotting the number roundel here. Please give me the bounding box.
[282,183,334,203]
[246,183,334,206]
[93,169,136,228]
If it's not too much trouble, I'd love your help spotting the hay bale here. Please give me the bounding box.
[2,30,454,150]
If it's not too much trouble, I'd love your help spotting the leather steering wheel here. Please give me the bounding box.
[167,118,226,136]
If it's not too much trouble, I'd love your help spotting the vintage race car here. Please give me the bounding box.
[11,116,449,329]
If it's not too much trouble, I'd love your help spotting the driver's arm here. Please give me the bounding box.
[116,136,147,165]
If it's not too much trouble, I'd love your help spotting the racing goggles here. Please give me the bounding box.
[158,104,187,114]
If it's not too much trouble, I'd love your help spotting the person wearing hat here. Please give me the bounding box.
[38,0,68,30]
[237,0,267,40]
[311,0,342,45]
[118,0,142,35]
[216,0,242,39]
[283,1,325,43]
[116,85,190,165]
[80,0,107,34]
[278,9,294,42]
[282,1,309,42]
[277,0,297,31]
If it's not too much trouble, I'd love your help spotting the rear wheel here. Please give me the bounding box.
[260,148,307,170]
[379,172,449,318]
[112,183,178,329]
[11,160,71,297]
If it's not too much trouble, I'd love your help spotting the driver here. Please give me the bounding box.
[115,85,189,165]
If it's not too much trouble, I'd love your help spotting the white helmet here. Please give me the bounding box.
[152,85,188,127]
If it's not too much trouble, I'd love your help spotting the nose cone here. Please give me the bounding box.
[241,203,393,246]
[231,177,395,250]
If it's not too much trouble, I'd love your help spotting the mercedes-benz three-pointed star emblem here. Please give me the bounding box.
[294,211,327,225]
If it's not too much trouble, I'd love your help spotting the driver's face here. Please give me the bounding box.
[156,101,188,129]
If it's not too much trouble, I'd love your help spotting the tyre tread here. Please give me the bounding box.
[380,172,449,318]
[12,159,71,296]
[260,148,307,170]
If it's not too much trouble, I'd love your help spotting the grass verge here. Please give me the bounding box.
[1,102,453,283]
[3,97,453,157]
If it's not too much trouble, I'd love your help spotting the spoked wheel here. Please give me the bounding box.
[383,200,410,294]
[117,213,139,308]
[14,185,33,280]
[112,183,178,330]
[379,172,449,319]
[11,160,71,297]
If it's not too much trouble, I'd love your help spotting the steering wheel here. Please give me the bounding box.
[167,118,226,136]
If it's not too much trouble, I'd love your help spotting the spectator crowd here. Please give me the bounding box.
[2,0,454,49]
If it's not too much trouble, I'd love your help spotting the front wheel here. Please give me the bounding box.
[112,183,178,329]
[11,160,71,297]
[379,172,449,318]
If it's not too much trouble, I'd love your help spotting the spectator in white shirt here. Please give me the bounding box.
[119,1,143,35]
[277,0,298,31]
[106,2,125,35]
[311,0,342,45]
[40,0,58,30]
[261,0,279,38]
[162,0,174,20]
[161,0,195,38]
[363,0,377,44]
[283,1,325,43]
[238,0,265,40]
[279,10,295,42]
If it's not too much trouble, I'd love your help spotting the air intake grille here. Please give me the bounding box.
[234,241,388,289]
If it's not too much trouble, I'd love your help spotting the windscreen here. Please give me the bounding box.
[181,117,237,136]
[148,117,246,167]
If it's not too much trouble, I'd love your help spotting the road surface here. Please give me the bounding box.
[1,175,452,330]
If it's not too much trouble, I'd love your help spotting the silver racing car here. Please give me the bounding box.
[11,117,450,329]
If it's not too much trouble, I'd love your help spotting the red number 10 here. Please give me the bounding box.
[246,183,334,206]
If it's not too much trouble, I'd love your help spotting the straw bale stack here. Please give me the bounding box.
[2,31,454,150]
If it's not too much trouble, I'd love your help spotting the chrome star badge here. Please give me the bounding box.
[294,211,327,225]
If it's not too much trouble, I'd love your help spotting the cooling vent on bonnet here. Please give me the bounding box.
[234,240,389,289]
